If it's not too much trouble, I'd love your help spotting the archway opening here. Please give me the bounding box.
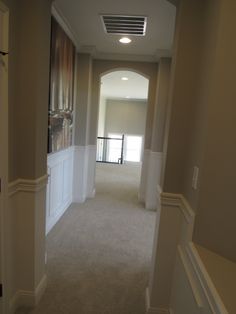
[96,69,149,198]
[97,70,149,163]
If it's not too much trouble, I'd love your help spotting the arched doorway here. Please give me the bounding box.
[96,69,149,200]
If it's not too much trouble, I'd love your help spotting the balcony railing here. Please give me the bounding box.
[96,135,124,164]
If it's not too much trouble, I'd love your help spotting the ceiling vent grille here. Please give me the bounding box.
[101,15,147,36]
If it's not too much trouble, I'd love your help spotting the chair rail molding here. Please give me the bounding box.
[8,174,48,313]
[147,191,228,314]
[8,174,48,196]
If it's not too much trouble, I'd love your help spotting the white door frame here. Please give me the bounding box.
[0,2,9,313]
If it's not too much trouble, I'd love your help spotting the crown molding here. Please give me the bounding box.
[52,3,80,51]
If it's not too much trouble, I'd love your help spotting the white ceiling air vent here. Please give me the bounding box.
[101,15,147,36]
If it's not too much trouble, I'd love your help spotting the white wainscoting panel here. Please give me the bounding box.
[147,192,228,314]
[86,145,96,198]
[73,145,96,203]
[139,149,151,202]
[145,151,163,210]
[46,147,74,234]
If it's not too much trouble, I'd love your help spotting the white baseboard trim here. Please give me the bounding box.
[145,288,170,314]
[10,275,47,313]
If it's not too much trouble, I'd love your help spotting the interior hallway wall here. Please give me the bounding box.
[163,0,236,262]
[104,99,147,137]
[91,60,158,149]
[193,0,236,262]
[3,0,52,310]
[97,96,107,137]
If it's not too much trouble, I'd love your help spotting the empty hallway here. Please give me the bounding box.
[17,163,156,314]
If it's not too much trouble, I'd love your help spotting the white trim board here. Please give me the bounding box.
[139,149,151,202]
[8,175,48,196]
[73,145,96,203]
[8,175,48,313]
[185,243,228,314]
[153,193,228,314]
[145,288,170,314]
[161,192,195,224]
[47,147,74,234]
[9,275,47,314]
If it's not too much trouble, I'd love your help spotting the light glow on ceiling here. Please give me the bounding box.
[121,77,129,81]
[119,37,132,44]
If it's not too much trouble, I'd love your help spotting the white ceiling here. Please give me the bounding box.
[53,0,176,62]
[100,70,149,100]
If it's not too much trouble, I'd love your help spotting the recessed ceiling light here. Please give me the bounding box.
[119,37,132,44]
[121,77,129,81]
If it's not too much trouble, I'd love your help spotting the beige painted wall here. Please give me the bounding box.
[151,58,171,153]
[97,96,106,137]
[2,0,52,303]
[104,99,147,137]
[91,60,158,149]
[3,0,18,181]
[163,0,207,198]
[16,0,51,180]
[193,0,236,262]
[163,0,236,262]
[4,0,52,181]
[74,53,93,146]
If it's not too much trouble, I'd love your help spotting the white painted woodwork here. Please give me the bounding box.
[139,149,150,202]
[146,192,229,314]
[8,176,48,313]
[46,147,74,234]
[73,145,96,203]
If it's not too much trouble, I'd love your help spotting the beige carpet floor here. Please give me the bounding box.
[17,162,156,314]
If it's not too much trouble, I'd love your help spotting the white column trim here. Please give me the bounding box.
[154,193,228,314]
[139,149,151,202]
[185,243,228,314]
[161,192,195,224]
[8,175,48,196]
[145,151,163,210]
[73,145,96,203]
